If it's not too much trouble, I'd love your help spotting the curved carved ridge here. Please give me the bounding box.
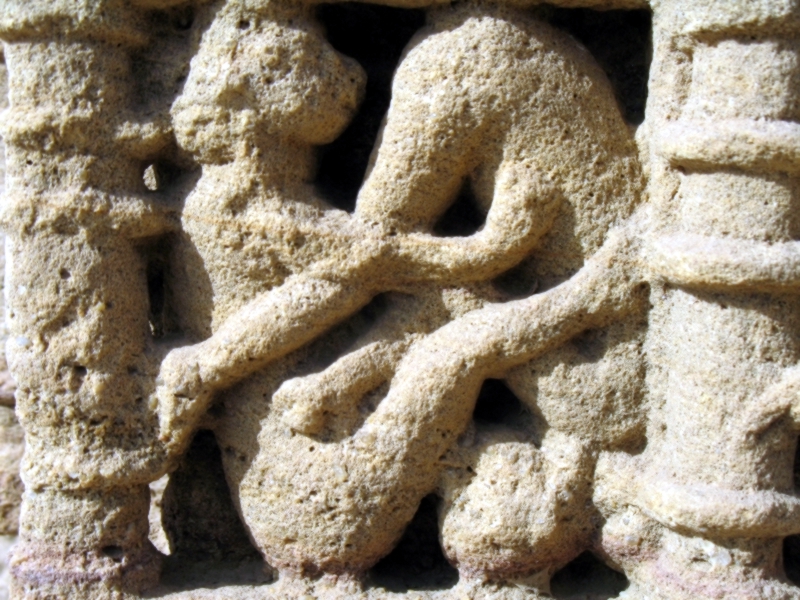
[648,233,800,291]
[658,120,800,174]
[636,481,800,539]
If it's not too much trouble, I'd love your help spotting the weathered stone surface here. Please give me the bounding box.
[0,47,20,600]
[1,0,800,599]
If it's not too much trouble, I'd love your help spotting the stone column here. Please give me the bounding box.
[600,2,800,598]
[0,46,23,594]
[0,1,179,597]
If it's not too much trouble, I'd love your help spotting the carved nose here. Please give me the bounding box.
[338,54,367,112]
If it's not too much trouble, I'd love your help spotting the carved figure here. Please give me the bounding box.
[269,7,650,596]
[164,1,645,594]
[7,0,800,598]
[161,0,554,455]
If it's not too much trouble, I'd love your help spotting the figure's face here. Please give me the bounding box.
[172,1,366,164]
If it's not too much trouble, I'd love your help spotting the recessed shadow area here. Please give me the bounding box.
[548,7,652,125]
[143,240,168,340]
[293,292,391,378]
[159,431,269,590]
[786,438,800,585]
[433,182,486,238]
[550,551,629,599]
[786,535,800,586]
[473,379,530,429]
[368,495,459,593]
[316,4,426,211]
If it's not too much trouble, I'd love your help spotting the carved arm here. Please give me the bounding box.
[360,212,649,458]
[387,167,563,286]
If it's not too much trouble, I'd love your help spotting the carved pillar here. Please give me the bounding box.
[601,1,800,598]
[0,1,179,596]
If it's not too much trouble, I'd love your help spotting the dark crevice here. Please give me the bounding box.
[368,494,458,593]
[550,551,629,599]
[144,231,192,341]
[793,435,800,491]
[785,535,800,586]
[160,431,269,589]
[473,379,528,428]
[146,244,168,340]
[787,438,800,585]
[169,5,195,31]
[433,181,485,238]
[316,4,426,211]
[101,545,124,562]
[143,158,186,194]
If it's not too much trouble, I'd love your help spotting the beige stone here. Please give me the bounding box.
[1,0,800,599]
[0,46,20,600]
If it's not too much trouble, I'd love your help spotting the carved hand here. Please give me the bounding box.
[272,375,335,436]
[154,345,209,452]
[273,340,407,435]
[388,167,562,285]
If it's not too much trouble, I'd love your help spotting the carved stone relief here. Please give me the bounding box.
[0,45,21,600]
[1,1,799,599]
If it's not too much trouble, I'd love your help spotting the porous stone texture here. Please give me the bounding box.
[1,0,800,599]
[0,46,20,600]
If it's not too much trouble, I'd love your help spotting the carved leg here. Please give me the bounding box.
[440,430,594,597]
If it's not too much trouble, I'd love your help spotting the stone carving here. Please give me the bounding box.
[0,1,187,596]
[161,4,643,598]
[594,3,800,599]
[0,45,21,545]
[1,0,799,599]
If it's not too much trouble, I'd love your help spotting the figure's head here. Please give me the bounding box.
[172,0,366,164]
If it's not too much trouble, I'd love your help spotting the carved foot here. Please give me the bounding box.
[154,345,213,454]
[273,370,372,436]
